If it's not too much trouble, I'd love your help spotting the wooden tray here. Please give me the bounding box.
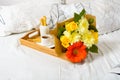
[20,29,68,61]
[20,14,96,62]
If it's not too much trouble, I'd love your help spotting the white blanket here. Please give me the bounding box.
[0,29,120,80]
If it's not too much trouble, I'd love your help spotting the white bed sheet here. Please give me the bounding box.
[0,29,120,80]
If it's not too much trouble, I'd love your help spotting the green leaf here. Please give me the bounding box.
[86,48,89,53]
[88,18,94,24]
[57,27,66,39]
[89,45,98,53]
[89,25,98,32]
[74,13,80,22]
[74,9,86,22]
[79,9,86,17]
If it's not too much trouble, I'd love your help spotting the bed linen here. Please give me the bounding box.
[0,0,120,80]
[0,29,120,80]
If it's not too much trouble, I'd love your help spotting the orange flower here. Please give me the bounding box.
[66,42,87,63]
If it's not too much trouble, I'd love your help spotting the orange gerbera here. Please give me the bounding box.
[66,42,87,63]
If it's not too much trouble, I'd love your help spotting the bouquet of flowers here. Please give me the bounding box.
[51,9,98,63]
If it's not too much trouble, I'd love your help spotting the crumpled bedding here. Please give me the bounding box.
[0,29,120,80]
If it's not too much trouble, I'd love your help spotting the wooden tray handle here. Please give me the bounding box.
[22,28,40,39]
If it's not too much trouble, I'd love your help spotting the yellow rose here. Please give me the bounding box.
[66,21,78,32]
[61,42,70,48]
[60,36,70,48]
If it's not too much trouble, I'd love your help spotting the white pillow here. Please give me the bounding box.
[0,0,58,36]
[0,5,37,36]
[91,0,120,34]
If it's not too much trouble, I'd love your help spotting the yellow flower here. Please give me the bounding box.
[60,36,70,48]
[61,43,70,48]
[66,21,78,32]
[82,31,95,48]
[63,31,71,38]
[91,30,98,44]
[77,17,89,34]
[70,32,81,45]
